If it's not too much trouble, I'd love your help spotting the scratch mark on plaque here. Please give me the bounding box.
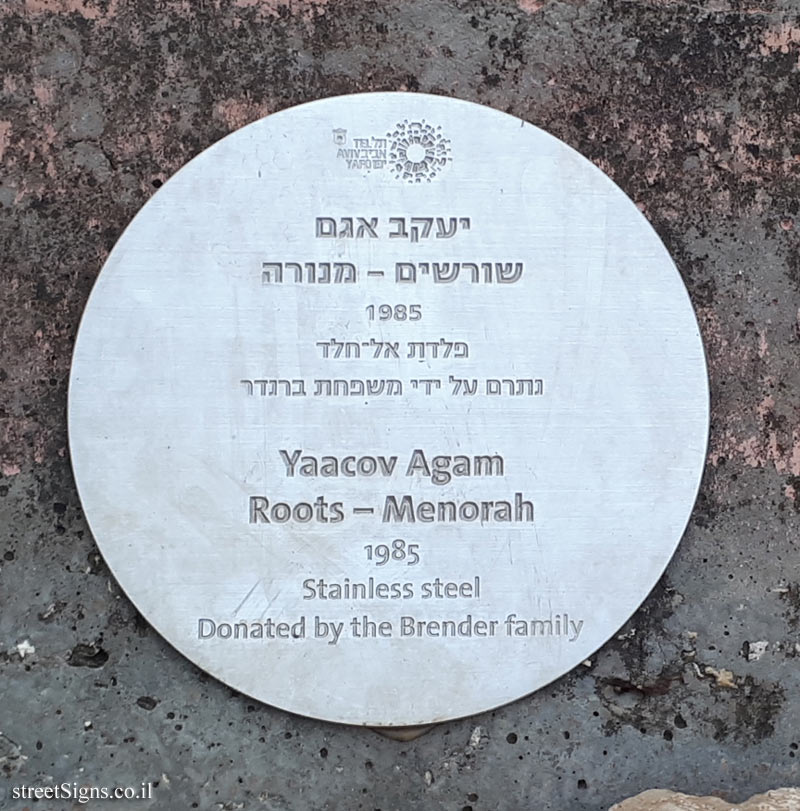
[260,588,283,620]
[234,579,261,615]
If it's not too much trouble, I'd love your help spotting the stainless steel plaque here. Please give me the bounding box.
[68,93,709,727]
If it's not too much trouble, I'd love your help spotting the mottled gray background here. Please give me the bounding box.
[1,1,799,809]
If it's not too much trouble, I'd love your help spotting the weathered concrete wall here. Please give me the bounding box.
[1,1,799,809]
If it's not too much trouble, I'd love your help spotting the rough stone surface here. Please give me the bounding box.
[1,0,799,809]
[609,788,800,810]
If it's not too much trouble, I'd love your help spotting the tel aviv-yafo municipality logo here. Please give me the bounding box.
[332,120,452,183]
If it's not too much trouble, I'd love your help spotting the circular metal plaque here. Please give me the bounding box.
[69,93,709,727]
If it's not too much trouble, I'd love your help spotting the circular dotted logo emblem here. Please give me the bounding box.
[387,120,452,183]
